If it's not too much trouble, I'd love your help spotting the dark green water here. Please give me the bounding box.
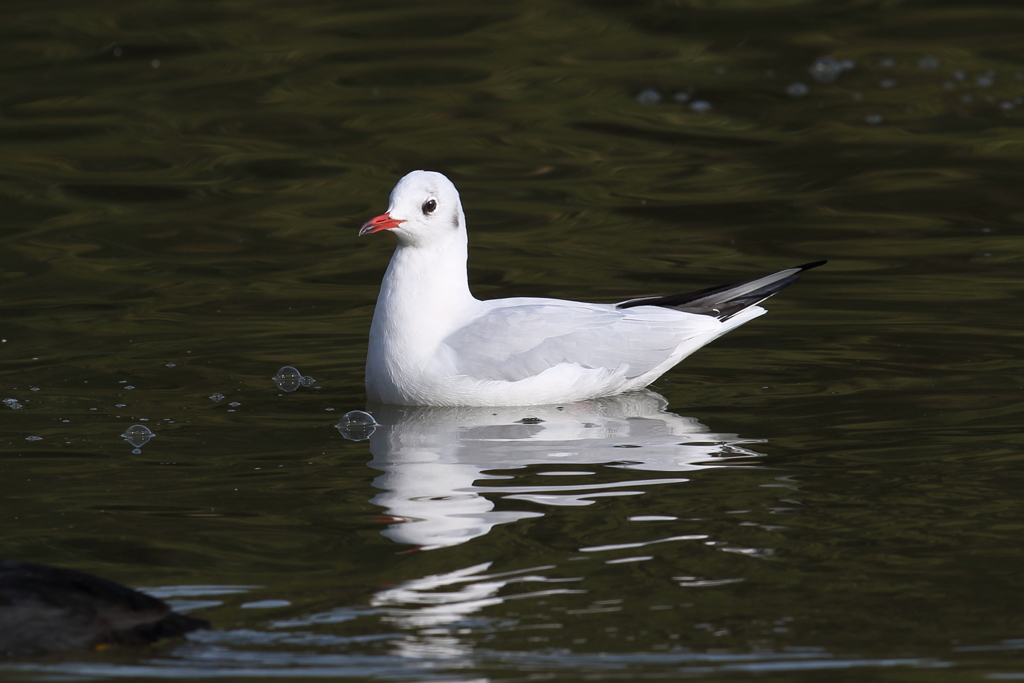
[1,0,1023,679]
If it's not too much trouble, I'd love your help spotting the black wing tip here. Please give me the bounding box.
[615,259,827,313]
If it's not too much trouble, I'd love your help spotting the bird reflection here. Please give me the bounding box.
[364,390,764,550]
[369,561,582,662]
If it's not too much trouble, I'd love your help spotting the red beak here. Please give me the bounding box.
[359,212,404,236]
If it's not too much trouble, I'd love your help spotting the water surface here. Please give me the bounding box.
[1,0,1024,680]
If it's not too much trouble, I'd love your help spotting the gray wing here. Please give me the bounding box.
[441,298,718,382]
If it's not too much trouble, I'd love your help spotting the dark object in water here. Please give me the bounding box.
[0,560,209,657]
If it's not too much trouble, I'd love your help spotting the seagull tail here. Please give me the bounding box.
[616,260,826,320]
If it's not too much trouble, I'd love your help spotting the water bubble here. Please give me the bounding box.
[865,114,883,125]
[1000,101,1015,110]
[961,94,974,104]
[337,410,378,441]
[209,393,225,402]
[672,91,690,103]
[25,436,42,442]
[29,387,39,392]
[879,79,897,89]
[880,57,895,68]
[339,410,376,427]
[124,385,135,390]
[809,56,844,84]
[918,56,940,70]
[121,424,154,453]
[852,92,864,101]
[636,88,662,105]
[839,59,856,70]
[273,366,302,392]
[228,401,241,407]
[952,70,966,81]
[976,74,994,88]
[785,82,809,98]
[689,100,712,113]
[166,362,176,368]
[273,366,315,391]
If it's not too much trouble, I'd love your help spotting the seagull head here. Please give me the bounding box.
[359,170,466,247]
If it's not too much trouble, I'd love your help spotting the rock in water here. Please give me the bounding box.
[0,560,209,656]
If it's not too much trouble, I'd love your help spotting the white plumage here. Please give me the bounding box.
[360,170,823,407]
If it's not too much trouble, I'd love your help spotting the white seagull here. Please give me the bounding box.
[360,170,823,407]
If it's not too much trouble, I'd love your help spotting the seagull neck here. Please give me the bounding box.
[377,239,477,326]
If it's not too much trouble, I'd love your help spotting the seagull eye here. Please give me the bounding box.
[422,199,437,215]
